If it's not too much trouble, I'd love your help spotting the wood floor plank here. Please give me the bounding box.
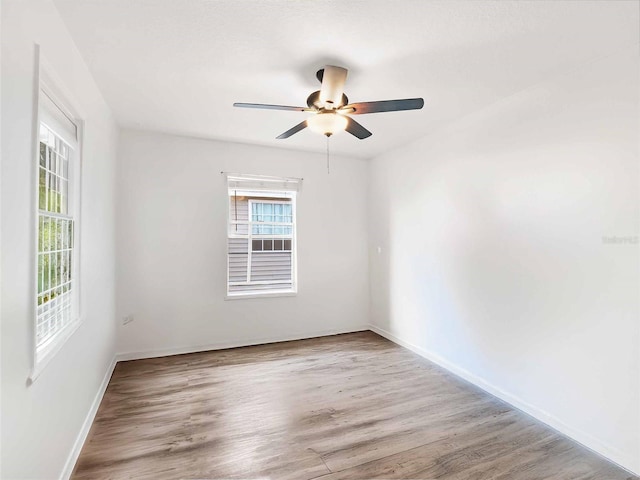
[71,331,637,480]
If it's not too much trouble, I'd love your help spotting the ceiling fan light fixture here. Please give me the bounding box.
[306,112,348,136]
[234,64,424,140]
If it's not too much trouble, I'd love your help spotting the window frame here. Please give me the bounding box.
[226,190,298,300]
[29,63,84,382]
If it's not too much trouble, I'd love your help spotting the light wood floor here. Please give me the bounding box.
[72,331,636,480]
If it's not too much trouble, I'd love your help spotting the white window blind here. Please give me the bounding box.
[227,174,301,193]
[226,174,300,297]
[35,88,80,361]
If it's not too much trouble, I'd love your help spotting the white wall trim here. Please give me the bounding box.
[116,326,370,362]
[59,356,117,480]
[368,324,639,476]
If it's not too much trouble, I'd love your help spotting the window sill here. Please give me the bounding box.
[225,290,297,300]
[28,318,81,384]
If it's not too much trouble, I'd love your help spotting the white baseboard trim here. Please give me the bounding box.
[369,324,639,476]
[116,325,370,362]
[59,356,117,480]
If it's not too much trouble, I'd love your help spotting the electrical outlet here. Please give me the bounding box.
[123,315,134,325]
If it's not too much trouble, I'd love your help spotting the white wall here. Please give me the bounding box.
[1,0,119,478]
[368,48,639,474]
[116,130,369,356]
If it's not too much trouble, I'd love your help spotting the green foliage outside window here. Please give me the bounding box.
[37,138,73,306]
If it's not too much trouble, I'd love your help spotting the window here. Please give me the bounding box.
[34,86,81,369]
[226,175,300,297]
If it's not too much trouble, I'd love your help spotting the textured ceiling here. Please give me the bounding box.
[53,0,638,159]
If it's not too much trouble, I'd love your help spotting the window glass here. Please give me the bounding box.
[228,194,296,296]
[36,121,77,351]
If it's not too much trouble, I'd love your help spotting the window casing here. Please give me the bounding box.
[33,85,81,372]
[226,177,299,297]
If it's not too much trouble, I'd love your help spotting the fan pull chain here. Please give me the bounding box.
[326,135,330,174]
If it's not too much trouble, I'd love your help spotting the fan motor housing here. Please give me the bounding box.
[306,90,349,110]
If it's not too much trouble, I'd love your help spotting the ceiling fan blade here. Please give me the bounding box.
[319,66,348,109]
[345,117,372,139]
[234,102,311,112]
[276,121,307,139]
[342,98,424,115]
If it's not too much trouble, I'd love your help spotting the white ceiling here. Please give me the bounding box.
[53,0,638,159]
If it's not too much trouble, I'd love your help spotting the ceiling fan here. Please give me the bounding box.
[233,65,424,140]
